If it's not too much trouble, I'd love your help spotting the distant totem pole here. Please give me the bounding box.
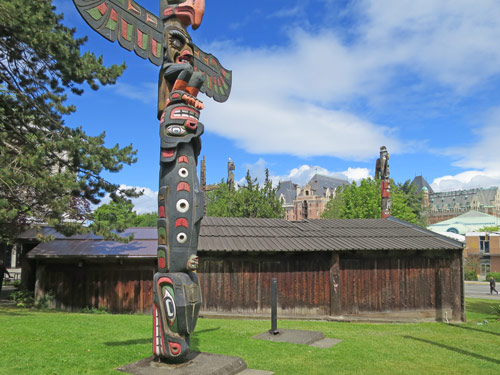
[375,146,391,218]
[227,157,235,191]
[74,0,231,361]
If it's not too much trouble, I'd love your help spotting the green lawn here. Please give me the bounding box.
[0,299,499,375]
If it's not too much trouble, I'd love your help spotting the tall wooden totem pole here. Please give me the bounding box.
[74,0,231,360]
[375,146,391,218]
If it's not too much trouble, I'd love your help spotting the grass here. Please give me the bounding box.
[0,298,499,375]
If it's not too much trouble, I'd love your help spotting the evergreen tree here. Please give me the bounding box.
[92,198,136,234]
[206,169,283,218]
[0,0,138,244]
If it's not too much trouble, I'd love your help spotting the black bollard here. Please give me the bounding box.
[270,278,279,335]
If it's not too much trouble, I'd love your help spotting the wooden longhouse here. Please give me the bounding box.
[21,217,465,321]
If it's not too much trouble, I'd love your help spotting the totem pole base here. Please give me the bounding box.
[117,352,247,375]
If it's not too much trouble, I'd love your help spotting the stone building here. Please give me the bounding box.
[412,176,500,224]
[277,174,349,221]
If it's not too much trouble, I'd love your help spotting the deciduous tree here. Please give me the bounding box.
[206,169,283,218]
[322,178,422,225]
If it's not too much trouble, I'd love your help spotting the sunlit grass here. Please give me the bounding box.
[0,298,499,375]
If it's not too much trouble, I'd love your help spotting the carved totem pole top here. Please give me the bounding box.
[74,0,231,103]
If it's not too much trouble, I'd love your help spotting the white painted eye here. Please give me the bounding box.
[178,168,188,178]
[176,199,189,213]
[176,232,187,244]
[166,125,186,136]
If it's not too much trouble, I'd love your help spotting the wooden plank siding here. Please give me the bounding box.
[197,252,333,316]
[37,261,154,313]
[33,249,463,321]
[338,250,463,320]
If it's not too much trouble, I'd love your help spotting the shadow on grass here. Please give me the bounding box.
[190,327,221,351]
[0,308,35,316]
[105,338,150,346]
[449,324,500,337]
[466,299,499,316]
[104,327,221,349]
[403,336,500,365]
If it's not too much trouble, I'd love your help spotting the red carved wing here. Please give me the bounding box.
[74,0,164,66]
[193,45,232,103]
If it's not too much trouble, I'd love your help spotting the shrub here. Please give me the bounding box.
[9,288,34,308]
[492,303,500,317]
[464,269,478,281]
[485,272,500,281]
[79,306,109,314]
[35,290,55,309]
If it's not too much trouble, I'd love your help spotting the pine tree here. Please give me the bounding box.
[0,0,139,244]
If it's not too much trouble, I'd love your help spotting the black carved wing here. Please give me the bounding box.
[193,45,232,103]
[73,0,164,66]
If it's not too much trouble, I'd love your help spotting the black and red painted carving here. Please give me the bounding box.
[375,146,391,219]
[73,0,232,361]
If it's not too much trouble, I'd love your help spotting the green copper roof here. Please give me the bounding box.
[427,210,500,235]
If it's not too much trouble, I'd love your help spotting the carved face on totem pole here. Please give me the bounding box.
[73,0,231,361]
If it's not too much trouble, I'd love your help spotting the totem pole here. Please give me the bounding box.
[227,157,235,191]
[375,146,391,218]
[73,0,231,361]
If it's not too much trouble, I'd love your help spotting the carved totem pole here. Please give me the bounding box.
[73,0,231,360]
[227,157,235,191]
[375,146,391,218]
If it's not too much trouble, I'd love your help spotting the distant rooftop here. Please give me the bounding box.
[427,210,500,235]
[307,174,349,197]
[411,176,434,194]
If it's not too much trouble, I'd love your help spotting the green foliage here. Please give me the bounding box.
[486,272,500,281]
[464,269,478,281]
[79,305,109,314]
[92,197,135,234]
[35,290,55,309]
[478,226,500,232]
[9,287,54,309]
[91,199,157,240]
[491,303,500,317]
[4,278,21,287]
[132,212,158,227]
[322,178,421,224]
[206,169,283,218]
[9,288,34,308]
[0,0,139,244]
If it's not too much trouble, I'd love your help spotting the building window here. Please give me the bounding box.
[480,258,491,276]
[480,236,490,253]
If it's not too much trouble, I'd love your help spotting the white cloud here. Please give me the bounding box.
[129,186,158,214]
[201,0,500,160]
[96,185,157,214]
[431,171,500,192]
[110,82,158,105]
[107,1,500,175]
[238,159,369,188]
[444,107,500,172]
[357,0,500,91]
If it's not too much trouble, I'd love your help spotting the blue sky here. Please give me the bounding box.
[55,1,500,212]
